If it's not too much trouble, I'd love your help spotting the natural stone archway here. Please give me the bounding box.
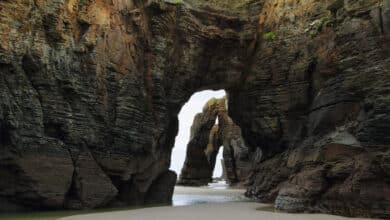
[178,98,223,186]
[0,0,389,218]
[178,97,254,186]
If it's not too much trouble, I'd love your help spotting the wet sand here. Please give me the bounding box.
[60,186,376,220]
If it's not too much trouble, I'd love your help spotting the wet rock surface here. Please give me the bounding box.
[0,0,389,218]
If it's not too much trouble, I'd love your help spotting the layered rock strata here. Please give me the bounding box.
[178,98,223,186]
[0,0,389,217]
[178,98,252,186]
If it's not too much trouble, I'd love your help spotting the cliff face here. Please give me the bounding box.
[0,0,179,209]
[0,0,389,217]
[232,1,390,217]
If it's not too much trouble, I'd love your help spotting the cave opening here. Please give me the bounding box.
[170,89,226,184]
[167,88,254,206]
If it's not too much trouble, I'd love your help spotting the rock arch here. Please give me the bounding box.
[0,0,388,217]
[178,97,253,186]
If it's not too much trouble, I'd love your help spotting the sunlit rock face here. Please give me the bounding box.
[0,0,389,217]
[178,97,252,186]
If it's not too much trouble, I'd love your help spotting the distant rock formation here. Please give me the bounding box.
[217,98,254,186]
[178,97,252,186]
[177,98,223,186]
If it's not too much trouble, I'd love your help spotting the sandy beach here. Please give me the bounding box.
[60,186,377,220]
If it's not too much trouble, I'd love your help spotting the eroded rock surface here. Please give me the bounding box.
[178,98,222,186]
[0,0,389,217]
[178,97,252,186]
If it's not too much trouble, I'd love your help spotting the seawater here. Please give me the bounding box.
[173,181,249,206]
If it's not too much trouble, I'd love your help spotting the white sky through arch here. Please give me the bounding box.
[170,90,226,178]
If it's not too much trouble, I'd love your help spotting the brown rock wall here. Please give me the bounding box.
[0,0,388,217]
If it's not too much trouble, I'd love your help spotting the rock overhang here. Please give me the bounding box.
[0,0,389,217]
